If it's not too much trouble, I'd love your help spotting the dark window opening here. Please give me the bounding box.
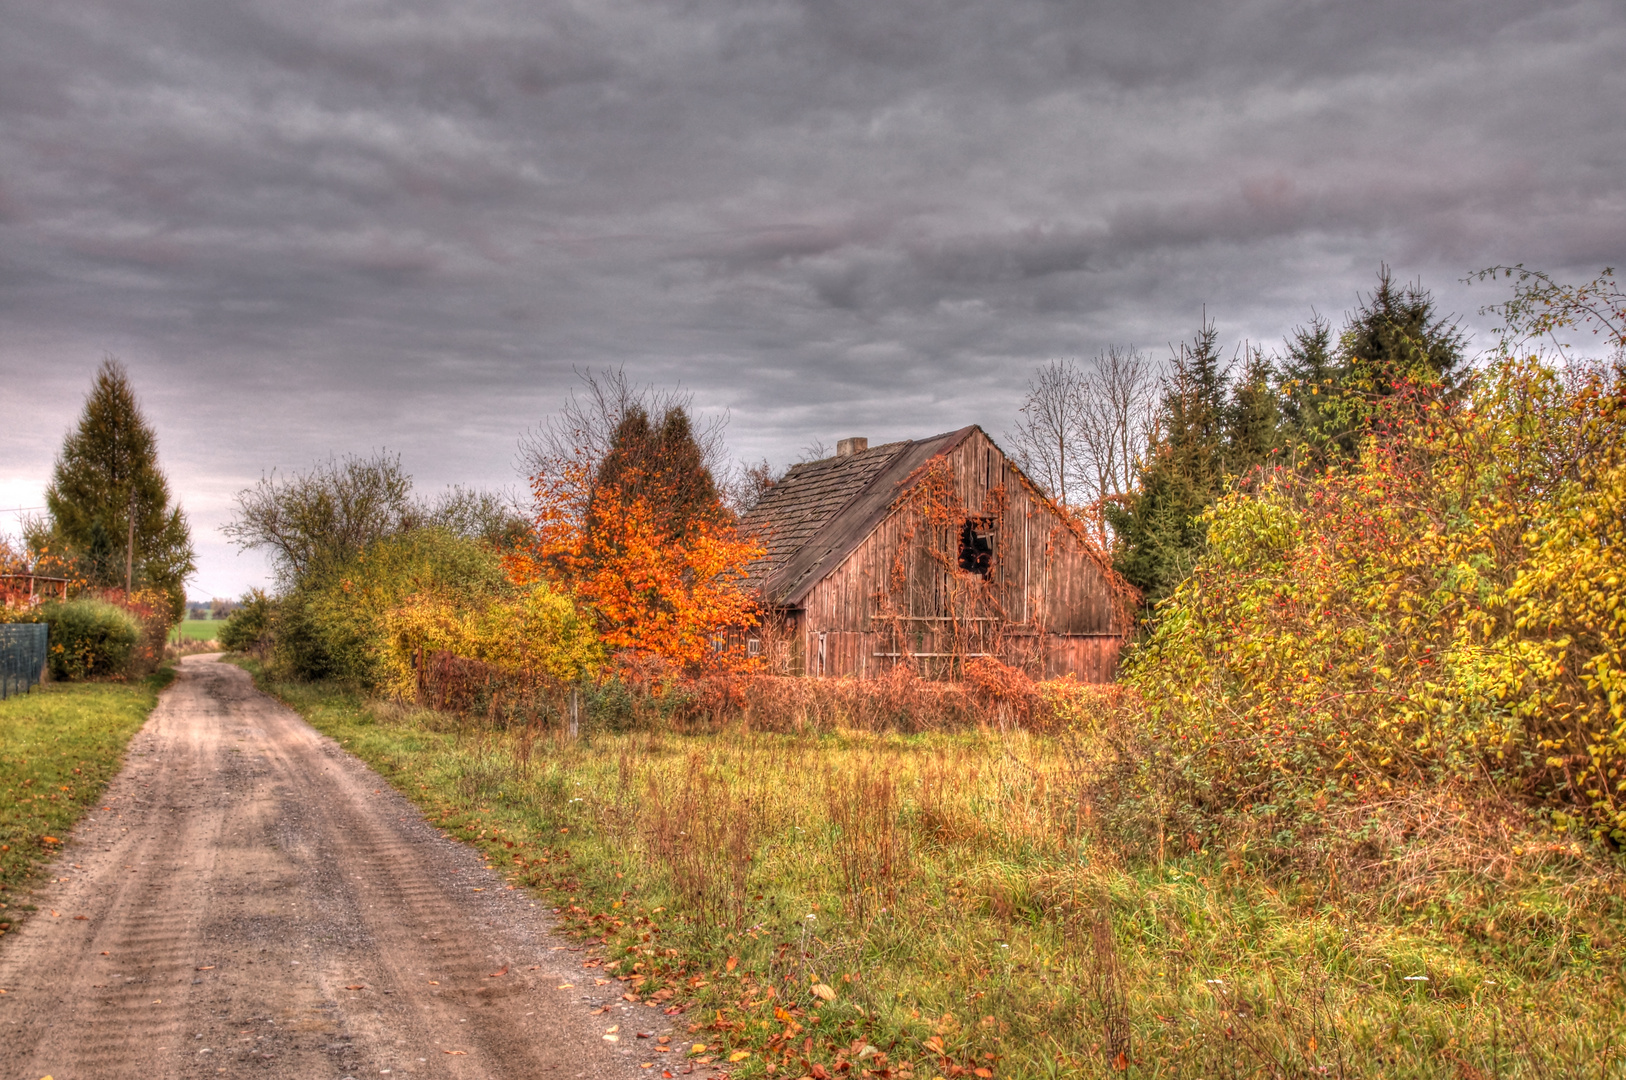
[959,517,994,577]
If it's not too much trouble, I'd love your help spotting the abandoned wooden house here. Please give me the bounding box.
[738,426,1133,681]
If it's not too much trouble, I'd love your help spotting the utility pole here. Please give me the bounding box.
[125,489,135,595]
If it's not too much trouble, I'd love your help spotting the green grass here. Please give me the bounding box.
[242,661,1626,1079]
[0,669,174,934]
[175,618,226,642]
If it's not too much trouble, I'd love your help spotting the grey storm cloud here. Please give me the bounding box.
[1,0,1623,595]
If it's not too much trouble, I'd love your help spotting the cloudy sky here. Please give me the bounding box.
[2,0,1622,598]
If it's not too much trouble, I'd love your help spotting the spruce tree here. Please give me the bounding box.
[1105,320,1230,604]
[1277,315,1346,460]
[1276,270,1466,463]
[1224,344,1282,475]
[1340,266,1467,397]
[34,359,195,618]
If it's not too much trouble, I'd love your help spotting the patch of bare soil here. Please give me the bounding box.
[0,655,687,1079]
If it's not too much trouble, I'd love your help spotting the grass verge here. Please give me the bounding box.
[0,668,175,936]
[240,660,1626,1079]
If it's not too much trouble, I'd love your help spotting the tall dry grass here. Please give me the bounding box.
[258,664,1626,1080]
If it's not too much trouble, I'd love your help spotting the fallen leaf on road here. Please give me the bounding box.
[637,1031,652,1039]
[604,1035,620,1043]
[50,911,60,918]
[74,915,89,921]
[488,966,509,978]
[472,888,485,892]
[195,966,215,971]
[428,980,440,985]
[623,993,638,1002]
[443,1050,467,1055]
[557,984,574,989]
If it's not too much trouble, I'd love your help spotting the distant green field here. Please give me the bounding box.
[175,618,227,642]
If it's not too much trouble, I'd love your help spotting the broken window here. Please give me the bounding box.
[958,517,994,577]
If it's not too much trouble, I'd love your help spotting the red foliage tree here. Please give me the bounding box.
[510,405,763,672]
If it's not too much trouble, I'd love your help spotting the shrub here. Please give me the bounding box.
[23,598,143,680]
[1127,357,1626,839]
[384,580,601,701]
[218,588,273,653]
[271,528,513,687]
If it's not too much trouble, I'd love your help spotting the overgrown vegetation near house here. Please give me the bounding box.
[216,267,1626,1076]
[0,669,175,934]
[246,661,1626,1078]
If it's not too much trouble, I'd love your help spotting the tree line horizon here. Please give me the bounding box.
[6,262,1619,654]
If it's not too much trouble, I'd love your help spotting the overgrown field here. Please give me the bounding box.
[247,663,1626,1079]
[0,670,174,932]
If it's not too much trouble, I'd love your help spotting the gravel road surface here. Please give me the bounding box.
[0,654,681,1079]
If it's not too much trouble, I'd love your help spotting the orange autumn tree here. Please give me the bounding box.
[510,403,763,672]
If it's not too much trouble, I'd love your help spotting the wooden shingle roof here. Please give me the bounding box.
[741,426,977,606]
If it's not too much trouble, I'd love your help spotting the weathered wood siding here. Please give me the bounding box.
[797,429,1125,681]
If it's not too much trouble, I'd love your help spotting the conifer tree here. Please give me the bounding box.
[1105,320,1230,604]
[1224,345,1282,474]
[1277,315,1344,459]
[1277,271,1466,462]
[1340,266,1467,396]
[588,406,727,559]
[33,359,195,618]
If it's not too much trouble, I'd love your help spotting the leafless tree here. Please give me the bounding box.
[797,437,833,463]
[223,452,419,584]
[1078,345,1160,512]
[1008,358,1090,507]
[224,454,525,585]
[422,485,531,548]
[517,367,730,494]
[722,457,778,516]
[1008,349,1160,542]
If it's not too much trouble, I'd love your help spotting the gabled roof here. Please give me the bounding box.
[740,426,978,607]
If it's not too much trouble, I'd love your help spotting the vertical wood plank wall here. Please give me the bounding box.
[797,430,1126,682]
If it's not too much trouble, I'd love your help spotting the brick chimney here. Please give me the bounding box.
[836,437,868,457]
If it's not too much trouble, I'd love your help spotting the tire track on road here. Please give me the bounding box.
[1,655,669,1079]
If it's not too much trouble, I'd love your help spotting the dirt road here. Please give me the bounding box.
[0,655,675,1079]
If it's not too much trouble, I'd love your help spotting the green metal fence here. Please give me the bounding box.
[1,623,48,700]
